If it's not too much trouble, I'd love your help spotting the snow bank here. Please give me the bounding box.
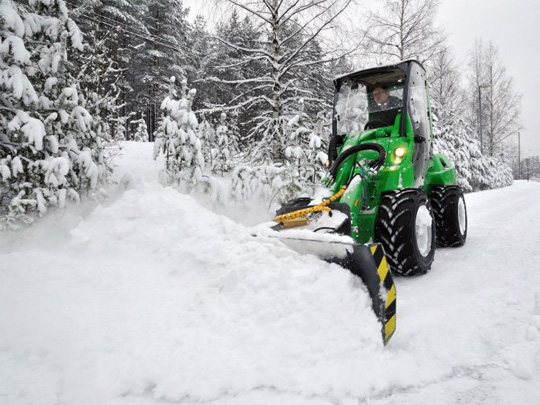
[0,184,385,404]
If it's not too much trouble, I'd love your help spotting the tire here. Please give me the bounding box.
[430,186,467,247]
[374,189,436,276]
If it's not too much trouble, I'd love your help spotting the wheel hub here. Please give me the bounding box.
[415,204,433,257]
[458,195,466,235]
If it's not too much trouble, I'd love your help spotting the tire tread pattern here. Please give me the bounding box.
[375,189,435,276]
[430,186,467,247]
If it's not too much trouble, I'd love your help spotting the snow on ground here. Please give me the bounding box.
[1,142,540,405]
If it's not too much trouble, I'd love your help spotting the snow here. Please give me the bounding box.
[0,0,25,37]
[1,66,38,103]
[1,142,540,404]
[0,35,31,64]
[19,114,46,150]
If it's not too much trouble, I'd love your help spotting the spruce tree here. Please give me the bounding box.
[153,77,205,189]
[211,112,238,175]
[1,0,111,228]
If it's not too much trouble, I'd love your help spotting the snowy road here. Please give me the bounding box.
[1,142,539,405]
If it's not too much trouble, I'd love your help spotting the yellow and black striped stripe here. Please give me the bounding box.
[370,244,396,344]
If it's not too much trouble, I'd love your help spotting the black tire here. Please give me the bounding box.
[374,189,436,276]
[430,186,467,247]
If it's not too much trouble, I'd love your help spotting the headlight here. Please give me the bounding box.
[395,147,406,158]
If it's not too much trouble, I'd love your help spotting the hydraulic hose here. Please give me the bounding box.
[329,143,386,179]
[328,134,339,163]
[274,185,347,222]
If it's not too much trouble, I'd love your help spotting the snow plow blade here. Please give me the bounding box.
[260,229,396,344]
[331,243,396,345]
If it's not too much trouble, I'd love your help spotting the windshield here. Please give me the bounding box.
[334,70,405,134]
[335,80,369,134]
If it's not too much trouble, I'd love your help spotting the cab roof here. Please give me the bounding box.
[333,59,425,88]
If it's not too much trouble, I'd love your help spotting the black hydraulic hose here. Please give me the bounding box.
[329,143,386,179]
[328,134,338,163]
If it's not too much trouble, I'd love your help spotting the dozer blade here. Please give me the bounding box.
[332,243,396,345]
[259,229,396,344]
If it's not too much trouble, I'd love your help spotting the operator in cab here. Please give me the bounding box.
[372,84,401,110]
[367,83,402,128]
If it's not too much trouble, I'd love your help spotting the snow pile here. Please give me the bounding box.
[0,184,385,404]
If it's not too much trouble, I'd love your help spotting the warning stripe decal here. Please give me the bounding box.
[378,255,389,284]
[385,314,396,340]
[370,243,396,345]
[385,298,396,319]
[386,285,396,310]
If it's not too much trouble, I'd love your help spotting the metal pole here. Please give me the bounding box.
[518,132,521,180]
[478,85,483,154]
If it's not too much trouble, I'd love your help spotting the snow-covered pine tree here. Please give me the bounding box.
[211,112,238,175]
[197,10,263,140]
[1,0,110,228]
[131,0,191,138]
[433,113,513,191]
[286,99,328,186]
[197,113,215,169]
[1,0,40,224]
[153,77,205,190]
[230,163,283,203]
[131,118,149,142]
[72,36,126,146]
[68,0,143,141]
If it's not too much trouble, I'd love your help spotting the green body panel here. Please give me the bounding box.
[424,154,457,192]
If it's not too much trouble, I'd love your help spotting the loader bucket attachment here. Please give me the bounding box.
[330,244,396,344]
[260,228,397,344]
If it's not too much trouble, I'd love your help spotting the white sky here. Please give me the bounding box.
[437,0,540,158]
[184,0,540,158]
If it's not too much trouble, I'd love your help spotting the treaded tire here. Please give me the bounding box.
[430,186,467,247]
[374,189,436,276]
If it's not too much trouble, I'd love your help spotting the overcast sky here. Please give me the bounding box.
[437,0,540,157]
[184,0,540,158]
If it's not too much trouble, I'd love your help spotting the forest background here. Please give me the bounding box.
[1,0,539,228]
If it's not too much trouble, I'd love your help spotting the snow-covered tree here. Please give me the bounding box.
[1,0,110,229]
[230,163,286,203]
[427,45,463,121]
[210,0,352,164]
[195,9,265,143]
[211,112,238,175]
[131,118,149,142]
[197,113,215,168]
[130,0,191,137]
[363,0,445,65]
[433,115,513,191]
[68,0,144,140]
[427,40,514,192]
[153,77,205,189]
[520,156,540,181]
[466,39,521,157]
[286,99,328,186]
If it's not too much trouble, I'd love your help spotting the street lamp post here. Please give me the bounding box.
[478,84,490,155]
[518,131,521,180]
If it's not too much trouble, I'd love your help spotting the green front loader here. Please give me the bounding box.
[262,60,468,344]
